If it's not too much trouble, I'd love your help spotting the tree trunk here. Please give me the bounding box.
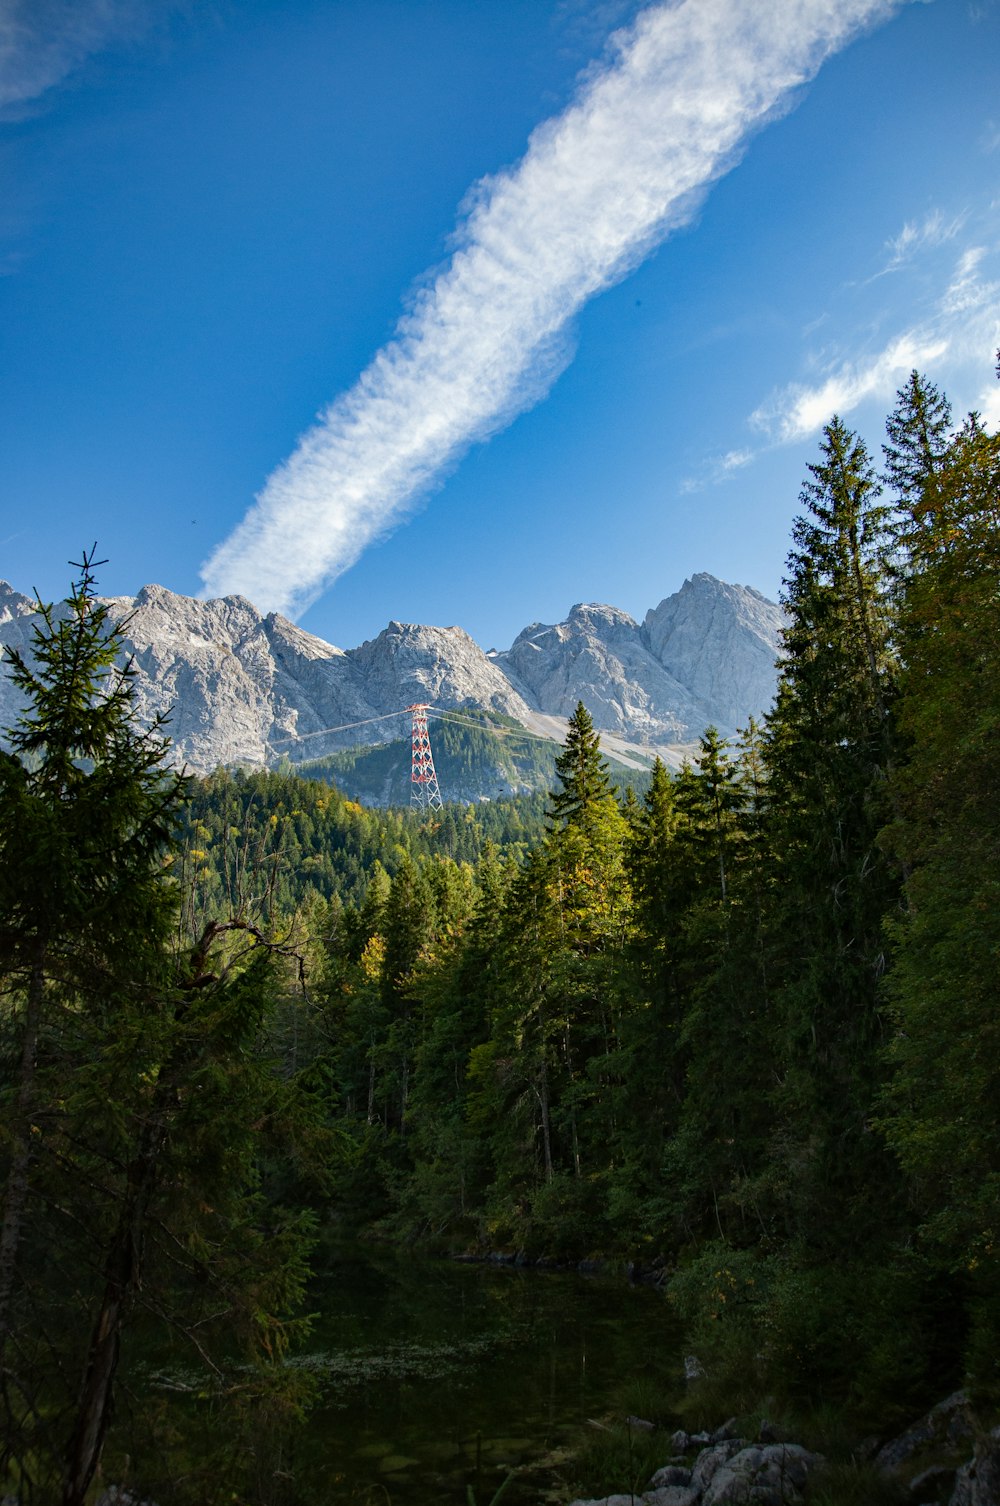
[0,955,45,1368]
[537,1059,553,1183]
[62,1123,162,1506]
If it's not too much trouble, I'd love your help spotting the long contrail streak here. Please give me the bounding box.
[201,0,903,619]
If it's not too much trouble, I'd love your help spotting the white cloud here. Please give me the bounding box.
[883,208,965,271]
[0,0,164,119]
[752,332,950,444]
[941,245,993,315]
[202,0,902,618]
[980,384,1000,428]
[752,238,1000,444]
[681,446,754,493]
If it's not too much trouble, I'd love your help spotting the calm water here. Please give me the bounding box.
[289,1245,686,1505]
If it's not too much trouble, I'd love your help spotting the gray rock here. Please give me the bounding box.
[627,1416,656,1432]
[949,1425,1000,1506]
[701,1443,822,1506]
[877,1392,974,1474]
[0,583,533,777]
[691,1439,747,1492]
[649,1466,693,1489]
[498,602,714,743]
[908,1463,957,1499]
[712,1419,742,1443]
[483,576,783,745]
[642,574,784,734]
[565,1496,638,1506]
[0,574,783,782]
[567,1493,696,1506]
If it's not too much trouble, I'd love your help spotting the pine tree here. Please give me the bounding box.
[0,553,185,1391]
[883,368,953,530]
[762,418,901,1255]
[0,556,320,1502]
[880,387,1000,1378]
[547,701,613,831]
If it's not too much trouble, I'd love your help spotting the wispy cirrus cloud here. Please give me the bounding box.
[202,0,902,619]
[980,119,1000,153]
[751,332,950,444]
[680,446,753,494]
[882,208,965,272]
[751,236,1000,445]
[0,0,165,121]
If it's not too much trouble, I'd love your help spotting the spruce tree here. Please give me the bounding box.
[763,418,900,1256]
[0,557,320,1502]
[883,368,953,526]
[881,389,1000,1381]
[547,701,613,830]
[0,553,184,1387]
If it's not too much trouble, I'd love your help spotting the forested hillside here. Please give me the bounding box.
[267,366,999,1426]
[180,762,550,920]
[1,363,998,1501]
[296,708,563,806]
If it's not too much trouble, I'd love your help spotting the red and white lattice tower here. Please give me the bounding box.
[407,704,443,811]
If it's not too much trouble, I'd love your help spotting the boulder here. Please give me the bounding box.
[649,1465,694,1489]
[691,1439,747,1492]
[566,1496,639,1506]
[949,1426,1000,1506]
[700,1443,823,1506]
[877,1392,974,1474]
[908,1463,957,1500]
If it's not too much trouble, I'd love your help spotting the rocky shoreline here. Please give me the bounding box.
[567,1393,1000,1506]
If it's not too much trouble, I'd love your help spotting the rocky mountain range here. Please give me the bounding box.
[0,573,784,780]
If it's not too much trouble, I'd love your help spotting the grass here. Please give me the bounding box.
[566,1417,673,1502]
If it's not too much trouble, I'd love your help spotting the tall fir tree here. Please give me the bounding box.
[762,418,901,1256]
[547,701,613,831]
[880,379,1000,1389]
[0,557,321,1502]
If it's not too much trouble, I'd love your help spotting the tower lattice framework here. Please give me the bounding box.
[407,704,443,810]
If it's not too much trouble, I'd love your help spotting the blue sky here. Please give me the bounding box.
[1,0,998,652]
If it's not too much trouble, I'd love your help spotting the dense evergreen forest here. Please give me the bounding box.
[1,363,998,1501]
[294,709,567,806]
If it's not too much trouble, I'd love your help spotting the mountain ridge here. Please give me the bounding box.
[0,574,785,783]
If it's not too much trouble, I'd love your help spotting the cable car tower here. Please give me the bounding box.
[407,704,443,810]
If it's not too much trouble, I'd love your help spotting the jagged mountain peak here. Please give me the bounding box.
[643,574,785,733]
[0,581,37,625]
[1,574,785,779]
[566,601,639,628]
[265,612,348,661]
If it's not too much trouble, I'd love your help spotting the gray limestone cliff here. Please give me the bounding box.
[496,578,784,745]
[0,574,784,776]
[643,574,785,736]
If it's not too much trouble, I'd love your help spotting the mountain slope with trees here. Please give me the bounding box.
[2,358,998,1502]
[289,360,1000,1427]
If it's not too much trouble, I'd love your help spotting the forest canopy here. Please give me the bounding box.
[1,359,998,1500]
